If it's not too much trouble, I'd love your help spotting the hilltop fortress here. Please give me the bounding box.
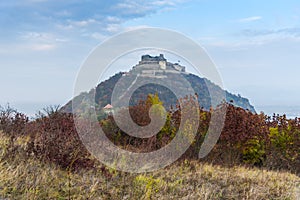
[62,54,256,114]
[131,54,187,78]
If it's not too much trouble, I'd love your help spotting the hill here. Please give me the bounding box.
[62,54,255,113]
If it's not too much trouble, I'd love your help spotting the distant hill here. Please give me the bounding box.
[62,54,255,113]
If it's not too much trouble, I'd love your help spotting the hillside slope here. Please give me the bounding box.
[0,131,299,199]
[0,133,298,200]
[63,64,255,113]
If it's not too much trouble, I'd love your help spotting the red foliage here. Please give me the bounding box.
[0,100,299,174]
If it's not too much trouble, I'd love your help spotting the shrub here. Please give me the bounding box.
[266,121,300,173]
[242,137,266,166]
[0,104,28,136]
[31,111,96,170]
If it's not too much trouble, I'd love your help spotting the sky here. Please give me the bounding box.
[1,0,300,116]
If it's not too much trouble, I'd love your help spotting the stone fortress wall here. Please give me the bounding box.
[132,54,186,78]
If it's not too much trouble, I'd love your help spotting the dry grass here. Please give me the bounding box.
[0,132,299,200]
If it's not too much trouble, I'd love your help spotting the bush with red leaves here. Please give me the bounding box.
[30,112,96,170]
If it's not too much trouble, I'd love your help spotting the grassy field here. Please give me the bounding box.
[0,132,299,200]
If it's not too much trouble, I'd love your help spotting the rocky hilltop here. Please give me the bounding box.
[63,54,255,113]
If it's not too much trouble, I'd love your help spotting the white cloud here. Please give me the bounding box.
[20,31,68,44]
[56,24,74,30]
[106,16,122,23]
[113,0,187,16]
[237,16,262,23]
[151,0,176,6]
[30,44,56,51]
[17,31,69,52]
[105,24,122,33]
[124,25,152,31]
[70,19,98,27]
[2,0,190,45]
[114,1,153,16]
[150,0,188,6]
[21,32,52,40]
[90,32,107,40]
[242,27,300,38]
